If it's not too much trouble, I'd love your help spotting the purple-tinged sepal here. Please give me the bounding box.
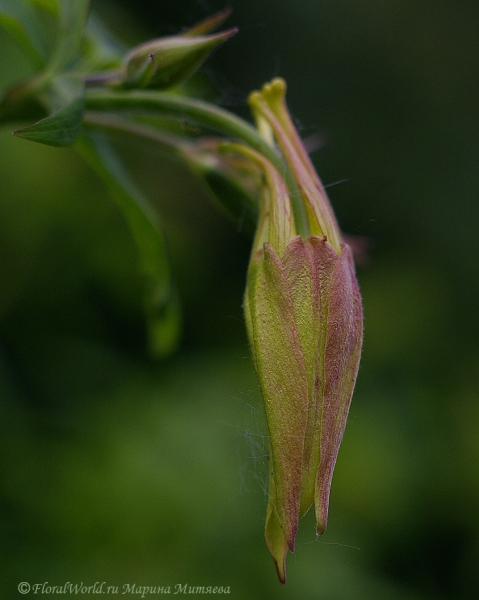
[241,79,363,582]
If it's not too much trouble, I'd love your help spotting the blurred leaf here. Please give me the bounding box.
[0,0,49,67]
[13,93,84,146]
[43,71,85,108]
[28,0,58,13]
[82,113,260,232]
[181,140,260,233]
[81,13,124,73]
[45,0,90,75]
[77,132,181,358]
[0,0,89,123]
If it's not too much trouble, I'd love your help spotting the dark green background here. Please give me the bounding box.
[1,1,479,598]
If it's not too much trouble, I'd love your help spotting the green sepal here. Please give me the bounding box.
[246,242,309,552]
[265,475,288,585]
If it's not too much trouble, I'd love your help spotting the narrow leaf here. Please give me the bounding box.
[46,0,90,74]
[77,132,180,358]
[13,94,84,146]
[28,0,58,14]
[0,0,49,67]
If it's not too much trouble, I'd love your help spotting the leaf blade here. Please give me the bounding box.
[0,0,49,67]
[45,0,90,75]
[13,93,84,146]
[76,132,181,358]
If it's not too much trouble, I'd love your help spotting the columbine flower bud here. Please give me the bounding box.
[121,28,237,90]
[241,78,363,583]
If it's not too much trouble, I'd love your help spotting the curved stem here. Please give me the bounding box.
[85,89,309,237]
[83,110,189,157]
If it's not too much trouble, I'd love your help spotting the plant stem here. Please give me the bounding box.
[84,110,189,157]
[85,89,309,238]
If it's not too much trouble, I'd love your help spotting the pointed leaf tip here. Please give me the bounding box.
[182,8,233,37]
[13,94,84,147]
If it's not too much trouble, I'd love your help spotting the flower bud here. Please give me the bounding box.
[241,79,363,583]
[121,28,237,90]
[181,8,233,37]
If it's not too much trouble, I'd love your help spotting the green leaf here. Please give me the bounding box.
[28,0,58,14]
[13,93,84,146]
[85,88,304,229]
[0,0,49,67]
[45,0,90,75]
[81,13,124,72]
[82,113,259,232]
[77,132,181,359]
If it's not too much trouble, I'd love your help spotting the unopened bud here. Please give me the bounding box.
[240,79,363,583]
[121,28,237,90]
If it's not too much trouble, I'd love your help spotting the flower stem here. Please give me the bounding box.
[85,89,310,238]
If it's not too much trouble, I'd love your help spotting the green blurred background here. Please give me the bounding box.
[1,0,479,598]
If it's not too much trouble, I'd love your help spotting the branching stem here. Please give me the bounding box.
[85,89,309,238]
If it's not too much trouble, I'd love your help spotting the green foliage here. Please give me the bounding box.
[13,93,84,146]
[0,2,257,358]
[0,0,49,67]
[77,132,180,357]
[121,29,237,90]
[2,1,479,598]
[44,0,90,76]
